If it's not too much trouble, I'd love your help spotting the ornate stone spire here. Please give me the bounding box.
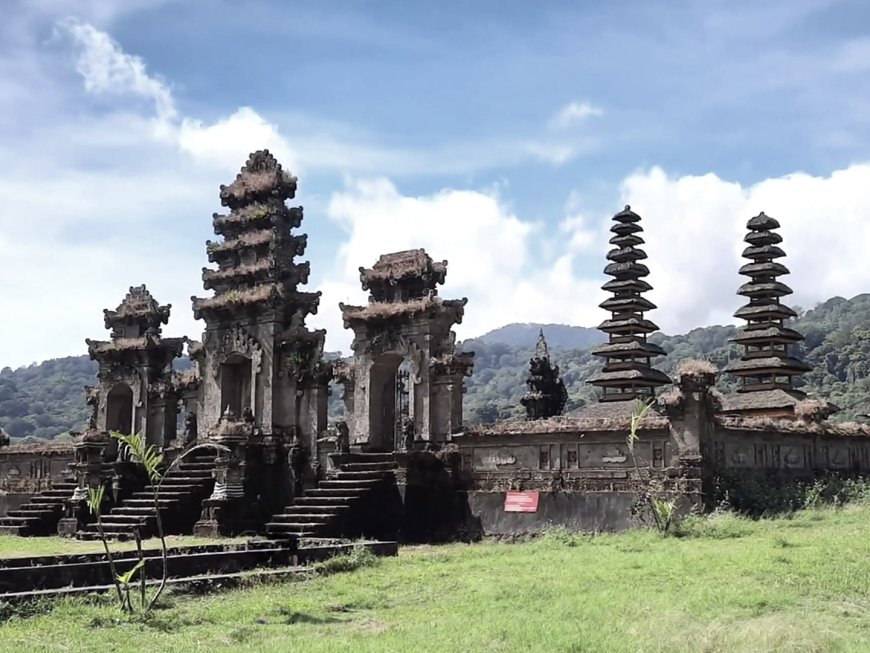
[521,331,568,420]
[191,150,320,326]
[724,211,810,392]
[588,205,670,402]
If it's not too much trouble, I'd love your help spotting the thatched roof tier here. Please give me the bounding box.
[590,340,666,358]
[597,316,660,334]
[609,233,645,248]
[568,399,664,419]
[218,150,297,210]
[358,249,448,303]
[738,261,790,277]
[603,261,650,279]
[601,278,653,294]
[744,230,782,246]
[731,325,804,344]
[737,281,794,298]
[742,245,786,260]
[724,356,811,374]
[734,303,797,321]
[192,285,321,321]
[719,388,806,413]
[746,211,780,231]
[587,367,672,387]
[103,285,171,336]
[598,296,657,313]
[339,296,466,327]
[606,247,647,263]
[201,259,310,291]
[613,205,642,223]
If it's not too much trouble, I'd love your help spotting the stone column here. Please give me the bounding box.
[58,431,110,537]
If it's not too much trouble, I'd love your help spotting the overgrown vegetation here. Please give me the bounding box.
[1,502,868,652]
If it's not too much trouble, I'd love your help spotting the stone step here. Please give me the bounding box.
[332,470,392,481]
[175,461,214,471]
[132,491,195,500]
[305,488,367,498]
[280,504,350,514]
[29,496,68,505]
[347,452,395,462]
[264,522,318,536]
[0,516,40,525]
[294,496,359,506]
[6,508,54,518]
[112,499,177,508]
[108,506,156,516]
[270,513,334,524]
[41,489,75,498]
[164,469,213,479]
[99,517,148,527]
[0,525,24,535]
[319,479,381,490]
[341,462,396,472]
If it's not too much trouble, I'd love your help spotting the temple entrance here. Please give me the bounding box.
[220,354,252,417]
[368,354,412,451]
[106,384,133,435]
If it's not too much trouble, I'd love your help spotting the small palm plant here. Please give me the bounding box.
[88,432,229,613]
[625,399,677,535]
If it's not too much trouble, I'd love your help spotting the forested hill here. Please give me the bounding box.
[2,294,869,440]
[462,294,870,424]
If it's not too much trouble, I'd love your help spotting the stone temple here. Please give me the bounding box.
[0,150,868,540]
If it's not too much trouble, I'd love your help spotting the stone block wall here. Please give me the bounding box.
[0,444,74,516]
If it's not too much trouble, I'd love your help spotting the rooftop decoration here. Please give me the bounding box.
[588,206,670,402]
[724,212,810,393]
[521,331,568,420]
[192,149,321,325]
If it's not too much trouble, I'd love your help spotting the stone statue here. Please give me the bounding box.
[183,412,198,446]
[336,421,350,454]
[400,416,415,452]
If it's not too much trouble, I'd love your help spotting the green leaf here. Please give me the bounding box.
[116,558,145,586]
[86,484,105,517]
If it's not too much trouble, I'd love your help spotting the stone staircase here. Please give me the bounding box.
[78,452,216,541]
[0,478,78,536]
[265,453,397,539]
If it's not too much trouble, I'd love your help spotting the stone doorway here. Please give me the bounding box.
[220,354,252,417]
[368,354,412,451]
[106,384,133,435]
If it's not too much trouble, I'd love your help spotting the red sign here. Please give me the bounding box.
[504,491,539,513]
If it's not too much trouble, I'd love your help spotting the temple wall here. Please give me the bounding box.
[0,445,74,516]
[453,427,693,536]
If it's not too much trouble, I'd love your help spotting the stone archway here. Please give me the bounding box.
[220,353,253,417]
[106,384,134,435]
[368,353,412,451]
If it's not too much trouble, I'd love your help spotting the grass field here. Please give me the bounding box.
[1,504,868,653]
[0,535,247,559]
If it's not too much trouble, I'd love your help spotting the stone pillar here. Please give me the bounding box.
[665,369,718,510]
[58,431,110,537]
[193,415,258,537]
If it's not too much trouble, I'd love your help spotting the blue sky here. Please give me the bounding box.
[1,0,869,368]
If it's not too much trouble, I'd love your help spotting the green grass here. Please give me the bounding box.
[1,504,869,652]
[0,535,247,559]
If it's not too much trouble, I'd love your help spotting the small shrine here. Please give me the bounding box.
[85,285,185,447]
[338,249,474,449]
[587,206,670,402]
[520,331,568,420]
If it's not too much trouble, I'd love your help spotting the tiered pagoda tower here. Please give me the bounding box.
[724,212,810,394]
[338,249,474,449]
[191,150,329,446]
[521,331,568,420]
[85,285,185,446]
[588,206,670,402]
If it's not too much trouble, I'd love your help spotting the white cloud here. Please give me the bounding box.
[620,164,870,333]
[58,18,177,122]
[309,178,604,353]
[549,101,603,130]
